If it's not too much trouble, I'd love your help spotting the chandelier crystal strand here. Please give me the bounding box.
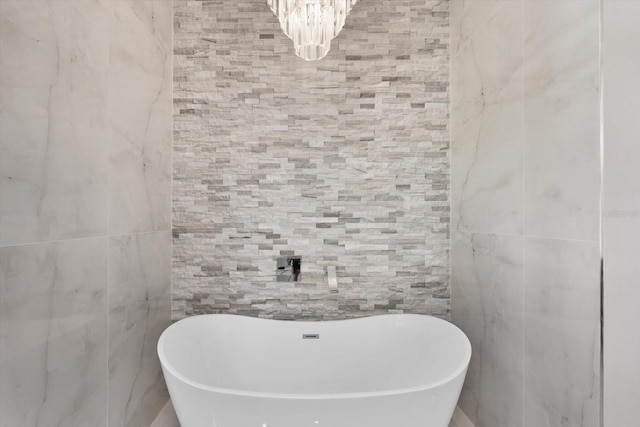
[268,0,358,61]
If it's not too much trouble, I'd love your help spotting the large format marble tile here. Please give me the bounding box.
[602,2,640,424]
[0,238,108,427]
[107,0,172,235]
[523,0,600,241]
[0,0,110,246]
[450,0,522,106]
[451,99,523,235]
[451,0,523,235]
[108,231,171,427]
[451,231,523,427]
[523,237,600,427]
[449,0,513,57]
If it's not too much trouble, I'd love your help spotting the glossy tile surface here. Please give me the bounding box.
[0,0,173,425]
[449,0,504,56]
[450,1,602,426]
[108,0,172,235]
[523,237,600,427]
[523,0,600,241]
[602,2,640,425]
[0,0,110,246]
[108,232,171,427]
[0,238,108,427]
[452,231,523,427]
[451,0,523,236]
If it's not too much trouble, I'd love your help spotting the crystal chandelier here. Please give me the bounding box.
[267,0,358,61]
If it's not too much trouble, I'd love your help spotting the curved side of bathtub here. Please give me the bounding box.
[158,314,471,427]
[161,363,468,427]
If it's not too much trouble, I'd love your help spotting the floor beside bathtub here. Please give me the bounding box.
[150,400,180,427]
[150,400,473,427]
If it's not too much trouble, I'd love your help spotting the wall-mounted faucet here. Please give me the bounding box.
[327,266,338,292]
[276,256,301,282]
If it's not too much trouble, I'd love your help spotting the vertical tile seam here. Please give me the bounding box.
[170,0,175,325]
[448,0,453,319]
[106,1,111,424]
[521,1,525,426]
[106,1,112,425]
[598,0,605,425]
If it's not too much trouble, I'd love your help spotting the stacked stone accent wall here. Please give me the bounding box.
[173,0,450,320]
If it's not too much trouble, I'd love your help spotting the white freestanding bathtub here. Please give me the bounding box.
[158,314,471,427]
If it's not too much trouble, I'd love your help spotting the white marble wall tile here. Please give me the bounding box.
[108,0,172,235]
[451,0,523,235]
[451,231,523,427]
[602,2,640,424]
[0,0,110,246]
[449,0,507,57]
[450,0,523,105]
[451,99,523,235]
[0,0,173,425]
[108,231,171,427]
[523,0,600,241]
[0,238,108,427]
[451,1,603,426]
[523,237,600,427]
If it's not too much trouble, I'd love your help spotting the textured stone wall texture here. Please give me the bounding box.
[173,0,450,320]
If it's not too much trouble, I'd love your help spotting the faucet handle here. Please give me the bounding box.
[327,266,338,292]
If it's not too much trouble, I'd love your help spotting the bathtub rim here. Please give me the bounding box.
[157,313,471,401]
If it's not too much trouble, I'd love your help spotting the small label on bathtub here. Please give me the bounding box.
[302,334,320,339]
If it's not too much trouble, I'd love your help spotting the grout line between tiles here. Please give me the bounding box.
[170,0,175,326]
[106,2,112,425]
[521,2,525,426]
[453,228,599,245]
[598,0,605,425]
[0,229,173,250]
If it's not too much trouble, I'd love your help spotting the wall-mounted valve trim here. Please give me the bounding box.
[276,256,301,282]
